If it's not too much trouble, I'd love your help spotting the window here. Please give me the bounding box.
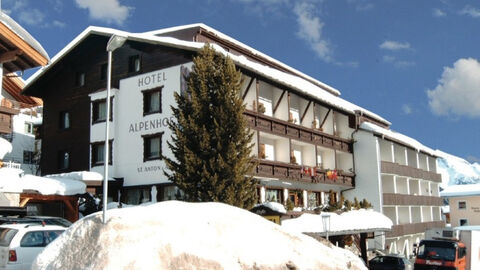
[288,190,303,207]
[258,97,272,116]
[91,141,112,166]
[92,99,112,123]
[143,87,162,115]
[58,150,70,170]
[20,230,63,247]
[460,219,468,226]
[265,188,282,203]
[307,191,321,208]
[24,122,33,134]
[143,132,163,161]
[76,72,85,87]
[23,151,34,164]
[59,111,70,129]
[128,55,141,73]
[458,201,466,210]
[100,63,107,80]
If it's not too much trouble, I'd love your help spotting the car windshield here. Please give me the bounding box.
[417,243,456,261]
[0,228,18,246]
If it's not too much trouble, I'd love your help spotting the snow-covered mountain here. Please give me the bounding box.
[436,150,480,188]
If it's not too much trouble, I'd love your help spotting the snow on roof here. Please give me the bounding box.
[360,121,436,156]
[0,12,49,60]
[0,137,12,159]
[46,171,103,182]
[441,205,450,214]
[0,168,86,196]
[440,184,480,197]
[255,201,287,214]
[33,201,367,270]
[282,209,392,236]
[146,23,341,96]
[25,26,390,126]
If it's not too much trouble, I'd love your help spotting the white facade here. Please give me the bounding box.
[345,128,443,257]
[2,107,42,174]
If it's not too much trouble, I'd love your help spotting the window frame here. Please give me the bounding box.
[142,87,163,116]
[23,150,34,164]
[59,111,70,130]
[91,140,113,167]
[24,122,33,134]
[92,98,113,124]
[142,132,163,162]
[458,201,466,210]
[459,218,468,226]
[128,55,141,73]
[58,150,70,170]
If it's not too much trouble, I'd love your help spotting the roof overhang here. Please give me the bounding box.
[0,13,49,72]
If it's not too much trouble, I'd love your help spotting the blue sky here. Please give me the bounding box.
[3,0,480,162]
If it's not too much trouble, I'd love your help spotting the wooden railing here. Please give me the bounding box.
[244,110,353,153]
[254,159,354,187]
[386,221,445,238]
[381,161,442,182]
[383,193,444,206]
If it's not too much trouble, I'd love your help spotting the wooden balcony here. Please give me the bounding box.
[244,110,352,153]
[381,161,442,183]
[254,159,354,187]
[0,115,13,134]
[386,221,445,238]
[383,193,444,206]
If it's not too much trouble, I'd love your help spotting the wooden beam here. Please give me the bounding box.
[0,49,22,63]
[242,77,255,100]
[19,197,30,207]
[0,23,48,66]
[272,90,286,115]
[300,101,312,124]
[319,108,331,130]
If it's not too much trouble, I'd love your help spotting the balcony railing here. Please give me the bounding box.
[381,161,441,182]
[383,193,443,206]
[386,221,445,238]
[255,159,354,187]
[244,110,352,153]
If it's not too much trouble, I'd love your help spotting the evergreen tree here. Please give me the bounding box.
[163,44,257,209]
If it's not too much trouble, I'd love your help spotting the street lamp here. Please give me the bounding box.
[102,34,127,224]
[322,213,331,241]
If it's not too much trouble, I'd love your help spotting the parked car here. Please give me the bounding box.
[0,224,66,270]
[369,255,413,270]
[0,216,72,227]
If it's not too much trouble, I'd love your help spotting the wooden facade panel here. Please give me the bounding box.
[245,114,255,128]
[274,166,288,178]
[333,140,342,149]
[286,126,299,138]
[386,221,445,238]
[381,161,442,183]
[256,118,271,131]
[312,134,323,144]
[299,130,311,141]
[257,164,273,176]
[322,137,333,147]
[383,193,444,206]
[272,122,286,135]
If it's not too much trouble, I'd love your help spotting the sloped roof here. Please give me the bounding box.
[3,75,42,106]
[440,184,480,197]
[24,25,390,125]
[0,12,49,72]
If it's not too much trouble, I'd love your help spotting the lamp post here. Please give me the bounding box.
[102,34,127,224]
[322,213,331,241]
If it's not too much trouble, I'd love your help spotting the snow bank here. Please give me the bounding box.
[46,171,103,181]
[0,168,86,196]
[440,183,480,197]
[0,137,12,159]
[33,201,367,270]
[282,209,392,235]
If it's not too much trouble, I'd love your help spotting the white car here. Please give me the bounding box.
[0,224,65,270]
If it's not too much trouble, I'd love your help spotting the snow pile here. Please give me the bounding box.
[33,201,367,270]
[0,137,12,159]
[46,171,103,181]
[435,150,480,187]
[0,167,86,196]
[440,184,480,197]
[282,209,392,235]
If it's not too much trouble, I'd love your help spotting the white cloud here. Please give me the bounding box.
[52,20,67,28]
[347,0,374,11]
[379,40,411,51]
[460,5,480,18]
[433,8,446,17]
[427,58,480,118]
[402,104,413,115]
[293,1,333,63]
[382,55,415,68]
[75,0,133,25]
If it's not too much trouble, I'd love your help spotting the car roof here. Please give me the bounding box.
[0,224,66,231]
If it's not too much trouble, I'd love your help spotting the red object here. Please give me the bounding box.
[9,250,17,262]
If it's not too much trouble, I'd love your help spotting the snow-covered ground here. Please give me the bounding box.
[436,150,480,188]
[0,137,12,159]
[33,201,367,270]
